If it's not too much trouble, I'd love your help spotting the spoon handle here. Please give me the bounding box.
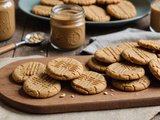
[0,43,16,55]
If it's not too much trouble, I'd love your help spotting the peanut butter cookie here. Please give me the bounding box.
[94,46,123,63]
[112,75,150,92]
[117,42,139,50]
[12,62,46,84]
[97,0,121,4]
[106,1,136,19]
[32,5,52,16]
[63,0,96,5]
[87,57,109,72]
[121,47,157,65]
[106,62,145,80]
[138,40,160,51]
[40,0,64,6]
[149,58,160,80]
[71,71,107,94]
[83,5,110,22]
[23,74,61,98]
[46,57,83,80]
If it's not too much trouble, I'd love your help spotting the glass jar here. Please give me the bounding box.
[50,4,85,50]
[150,0,160,32]
[0,0,15,41]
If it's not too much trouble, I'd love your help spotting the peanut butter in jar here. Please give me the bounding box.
[0,0,15,41]
[50,4,85,50]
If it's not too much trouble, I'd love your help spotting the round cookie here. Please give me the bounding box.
[87,57,109,72]
[12,62,46,84]
[106,62,145,80]
[149,58,160,80]
[121,47,157,65]
[23,74,61,98]
[97,0,121,4]
[83,5,110,22]
[111,75,150,92]
[63,0,96,5]
[94,46,123,63]
[138,40,160,51]
[106,1,136,19]
[117,42,139,50]
[71,71,107,94]
[46,57,83,80]
[40,0,64,6]
[32,5,52,16]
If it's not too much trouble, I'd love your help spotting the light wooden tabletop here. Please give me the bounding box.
[0,0,160,119]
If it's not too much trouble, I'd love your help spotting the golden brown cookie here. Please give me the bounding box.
[32,5,52,16]
[149,58,160,80]
[71,71,107,94]
[12,62,46,84]
[87,57,109,72]
[117,42,139,50]
[46,57,83,80]
[23,74,61,98]
[97,0,121,4]
[83,5,110,22]
[106,1,136,19]
[138,40,160,51]
[63,0,96,5]
[40,0,64,6]
[106,62,145,80]
[121,47,157,65]
[111,75,150,92]
[94,46,123,63]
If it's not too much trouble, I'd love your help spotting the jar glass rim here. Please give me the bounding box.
[51,4,84,19]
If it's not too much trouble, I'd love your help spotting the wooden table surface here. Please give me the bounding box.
[0,0,160,119]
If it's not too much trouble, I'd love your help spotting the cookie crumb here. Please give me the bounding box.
[111,93,114,96]
[59,93,66,98]
[71,95,74,98]
[104,92,108,95]
[110,89,115,92]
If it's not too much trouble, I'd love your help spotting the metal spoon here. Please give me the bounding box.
[0,32,47,55]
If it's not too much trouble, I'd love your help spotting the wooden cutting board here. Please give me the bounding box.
[0,55,160,114]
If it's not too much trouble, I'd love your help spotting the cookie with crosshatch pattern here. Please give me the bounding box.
[71,71,107,94]
[97,0,121,4]
[46,57,83,80]
[32,5,52,16]
[111,75,150,92]
[40,0,64,6]
[63,0,96,5]
[23,73,61,98]
[12,62,46,84]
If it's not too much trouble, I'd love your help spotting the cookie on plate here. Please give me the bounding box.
[97,0,121,4]
[12,62,46,84]
[23,74,61,98]
[149,58,160,80]
[63,0,96,5]
[71,71,107,94]
[106,1,136,19]
[117,42,139,50]
[40,0,64,6]
[46,57,83,80]
[87,57,109,72]
[32,5,52,16]
[83,5,110,22]
[111,75,150,92]
[94,46,123,63]
[121,47,157,65]
[138,40,160,51]
[106,62,145,80]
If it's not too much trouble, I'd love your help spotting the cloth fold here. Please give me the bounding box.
[83,28,160,54]
[0,55,160,120]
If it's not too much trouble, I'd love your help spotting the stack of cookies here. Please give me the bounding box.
[31,0,137,22]
[87,40,160,92]
[12,57,107,98]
